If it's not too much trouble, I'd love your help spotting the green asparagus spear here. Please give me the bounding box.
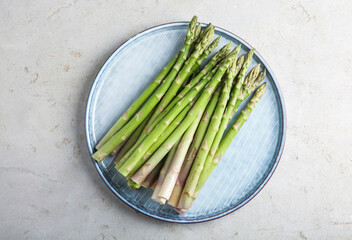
[151,138,181,204]
[208,83,267,177]
[111,138,128,157]
[194,24,212,47]
[141,157,165,189]
[114,64,219,171]
[92,16,198,161]
[112,34,225,167]
[234,69,266,112]
[115,95,199,172]
[117,58,226,176]
[141,27,215,141]
[181,83,266,211]
[177,46,241,210]
[195,63,261,196]
[130,49,239,184]
[169,56,243,205]
[113,110,155,163]
[141,41,229,139]
[157,86,221,203]
[94,53,179,150]
[127,178,141,190]
[124,65,219,175]
[168,81,221,207]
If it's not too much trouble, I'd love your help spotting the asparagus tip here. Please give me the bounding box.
[254,64,261,71]
[257,82,267,93]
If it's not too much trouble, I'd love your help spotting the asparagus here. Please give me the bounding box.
[226,49,255,114]
[115,95,199,172]
[112,106,155,157]
[118,64,222,167]
[191,36,222,78]
[130,49,239,184]
[127,179,141,190]
[92,17,198,161]
[114,64,218,170]
[191,23,212,53]
[113,37,224,168]
[181,83,266,211]
[141,26,215,141]
[196,24,212,45]
[113,110,155,163]
[177,46,241,210]
[160,42,230,116]
[157,86,221,203]
[195,64,261,195]
[94,53,178,150]
[190,36,221,71]
[141,41,230,139]
[181,35,222,87]
[95,18,198,150]
[150,179,157,190]
[168,83,220,207]
[151,139,181,204]
[207,83,267,180]
[234,69,266,112]
[116,55,226,177]
[111,138,128,156]
[125,71,217,176]
[141,158,164,188]
[193,24,202,46]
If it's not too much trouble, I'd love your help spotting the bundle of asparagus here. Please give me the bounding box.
[92,16,267,213]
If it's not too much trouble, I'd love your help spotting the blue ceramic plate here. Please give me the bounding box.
[85,22,286,223]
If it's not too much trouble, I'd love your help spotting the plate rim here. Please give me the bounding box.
[85,21,287,224]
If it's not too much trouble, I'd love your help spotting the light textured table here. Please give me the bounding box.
[1,1,351,239]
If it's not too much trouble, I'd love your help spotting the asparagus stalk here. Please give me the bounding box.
[92,16,198,162]
[113,109,155,163]
[130,49,239,184]
[177,46,241,210]
[234,69,266,112]
[187,36,222,77]
[111,138,128,156]
[114,62,218,170]
[225,49,255,114]
[122,63,218,174]
[94,53,179,150]
[141,41,230,139]
[180,83,266,211]
[160,42,230,116]
[113,37,225,168]
[127,179,141,190]
[191,36,222,77]
[151,138,181,204]
[168,82,220,207]
[191,23,212,53]
[207,83,267,179]
[195,24,212,46]
[141,158,164,188]
[115,95,199,172]
[150,179,157,190]
[95,17,198,150]
[182,35,222,88]
[157,86,221,203]
[117,63,222,167]
[193,24,202,46]
[195,64,262,195]
[117,54,227,177]
[141,26,215,141]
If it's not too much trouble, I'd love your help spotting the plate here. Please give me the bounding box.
[85,22,286,223]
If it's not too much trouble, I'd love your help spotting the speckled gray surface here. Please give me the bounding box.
[1,0,351,239]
